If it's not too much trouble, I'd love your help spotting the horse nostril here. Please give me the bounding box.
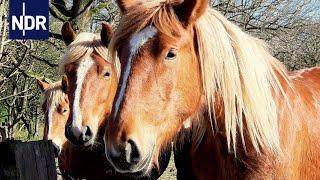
[81,126,93,142]
[106,139,143,171]
[65,124,92,145]
[65,124,76,142]
[85,126,92,136]
[127,139,140,164]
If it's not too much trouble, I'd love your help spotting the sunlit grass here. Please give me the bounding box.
[13,122,44,141]
[159,154,177,180]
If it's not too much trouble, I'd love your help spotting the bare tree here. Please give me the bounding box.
[211,0,320,70]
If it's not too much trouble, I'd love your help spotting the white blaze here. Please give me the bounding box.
[46,102,54,139]
[113,26,157,119]
[71,58,94,137]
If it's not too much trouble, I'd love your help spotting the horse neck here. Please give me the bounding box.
[187,73,320,178]
[194,70,296,153]
[178,109,274,179]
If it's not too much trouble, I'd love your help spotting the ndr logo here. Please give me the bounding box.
[9,0,49,40]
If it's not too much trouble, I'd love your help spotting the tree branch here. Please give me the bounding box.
[49,7,65,22]
[77,0,94,17]
[49,32,63,40]
[0,89,31,101]
[52,0,71,17]
[30,54,58,67]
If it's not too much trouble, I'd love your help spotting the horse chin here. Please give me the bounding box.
[130,152,154,175]
[71,137,97,149]
[114,155,154,176]
[83,139,95,147]
[106,145,155,176]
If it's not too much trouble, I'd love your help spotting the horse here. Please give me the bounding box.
[37,79,68,157]
[60,21,118,147]
[104,0,320,179]
[37,78,114,179]
[60,22,171,179]
[37,79,76,178]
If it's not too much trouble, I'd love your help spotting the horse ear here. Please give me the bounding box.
[173,0,208,27]
[61,75,68,93]
[61,22,76,45]
[36,78,50,91]
[100,22,113,47]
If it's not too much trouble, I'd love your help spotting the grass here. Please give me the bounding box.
[159,154,177,180]
[13,122,43,142]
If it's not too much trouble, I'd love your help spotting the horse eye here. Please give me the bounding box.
[58,105,68,114]
[104,71,111,79]
[165,49,177,60]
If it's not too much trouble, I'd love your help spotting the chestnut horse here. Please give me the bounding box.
[60,22,118,147]
[37,79,116,179]
[104,0,320,179]
[37,79,68,157]
[60,22,170,179]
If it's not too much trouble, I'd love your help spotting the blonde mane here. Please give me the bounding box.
[60,32,120,75]
[110,2,292,154]
[42,81,67,111]
[195,10,292,154]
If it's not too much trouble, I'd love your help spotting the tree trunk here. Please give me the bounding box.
[33,107,40,137]
[0,0,7,59]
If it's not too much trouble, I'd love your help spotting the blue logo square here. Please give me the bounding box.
[9,0,49,40]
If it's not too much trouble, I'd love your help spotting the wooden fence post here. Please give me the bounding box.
[0,127,6,142]
[0,140,57,180]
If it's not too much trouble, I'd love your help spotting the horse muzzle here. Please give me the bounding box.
[105,139,154,174]
[65,124,93,146]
